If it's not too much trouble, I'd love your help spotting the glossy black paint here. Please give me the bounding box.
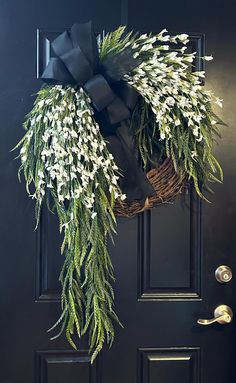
[0,1,236,382]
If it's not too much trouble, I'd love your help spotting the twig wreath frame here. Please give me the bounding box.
[15,22,224,362]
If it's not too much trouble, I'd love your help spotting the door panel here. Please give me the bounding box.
[138,348,200,383]
[36,350,99,383]
[138,192,201,299]
[1,0,236,382]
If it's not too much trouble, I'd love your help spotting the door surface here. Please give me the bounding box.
[1,1,236,382]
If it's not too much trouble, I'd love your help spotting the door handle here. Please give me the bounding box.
[197,305,233,325]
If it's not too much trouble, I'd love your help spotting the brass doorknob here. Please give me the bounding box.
[197,305,233,326]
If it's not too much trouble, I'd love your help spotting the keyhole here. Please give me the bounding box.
[215,265,233,283]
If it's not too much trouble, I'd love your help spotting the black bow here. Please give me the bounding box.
[41,21,155,202]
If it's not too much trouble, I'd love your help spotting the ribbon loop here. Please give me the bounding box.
[61,47,93,85]
[71,22,99,70]
[52,31,73,57]
[41,57,75,85]
[84,74,115,112]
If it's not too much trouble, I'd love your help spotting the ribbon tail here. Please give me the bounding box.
[106,123,155,202]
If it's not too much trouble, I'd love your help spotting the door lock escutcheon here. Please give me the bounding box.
[197,305,233,326]
[215,265,233,283]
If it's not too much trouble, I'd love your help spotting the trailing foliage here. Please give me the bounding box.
[101,27,224,198]
[15,86,124,362]
[131,98,224,199]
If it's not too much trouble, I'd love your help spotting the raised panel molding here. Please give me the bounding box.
[35,350,99,383]
[36,207,62,301]
[138,348,200,383]
[137,190,202,300]
[188,34,205,72]
[37,29,59,79]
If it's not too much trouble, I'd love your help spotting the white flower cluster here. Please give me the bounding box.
[20,130,33,162]
[22,86,125,215]
[125,29,222,143]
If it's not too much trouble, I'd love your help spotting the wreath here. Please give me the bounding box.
[15,22,224,362]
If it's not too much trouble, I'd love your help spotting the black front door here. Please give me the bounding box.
[1,1,236,382]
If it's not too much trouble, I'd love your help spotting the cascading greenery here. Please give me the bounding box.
[15,26,223,362]
[130,98,224,199]
[123,29,224,199]
[101,27,224,198]
[15,86,124,362]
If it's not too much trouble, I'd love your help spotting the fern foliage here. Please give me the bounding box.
[15,85,124,362]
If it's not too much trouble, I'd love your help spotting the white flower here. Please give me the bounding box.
[42,131,51,142]
[191,150,197,159]
[204,55,213,61]
[158,35,170,42]
[184,55,194,63]
[70,130,78,138]
[36,115,42,122]
[140,44,153,51]
[175,118,181,126]
[160,131,166,140]
[180,46,187,54]
[211,119,217,125]
[41,149,51,157]
[38,100,45,108]
[160,45,169,51]
[91,141,98,150]
[194,71,205,78]
[58,195,64,202]
[38,179,45,187]
[112,175,119,184]
[177,33,189,44]
[192,126,199,136]
[158,28,168,35]
[138,33,148,40]
[91,212,97,219]
[215,97,223,108]
[29,192,37,200]
[157,29,169,41]
[38,170,44,178]
[166,96,175,106]
[196,134,203,142]
[61,222,69,229]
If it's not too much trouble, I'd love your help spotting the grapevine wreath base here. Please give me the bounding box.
[114,158,186,217]
[15,21,224,362]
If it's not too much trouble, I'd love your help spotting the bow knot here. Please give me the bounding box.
[42,21,137,128]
